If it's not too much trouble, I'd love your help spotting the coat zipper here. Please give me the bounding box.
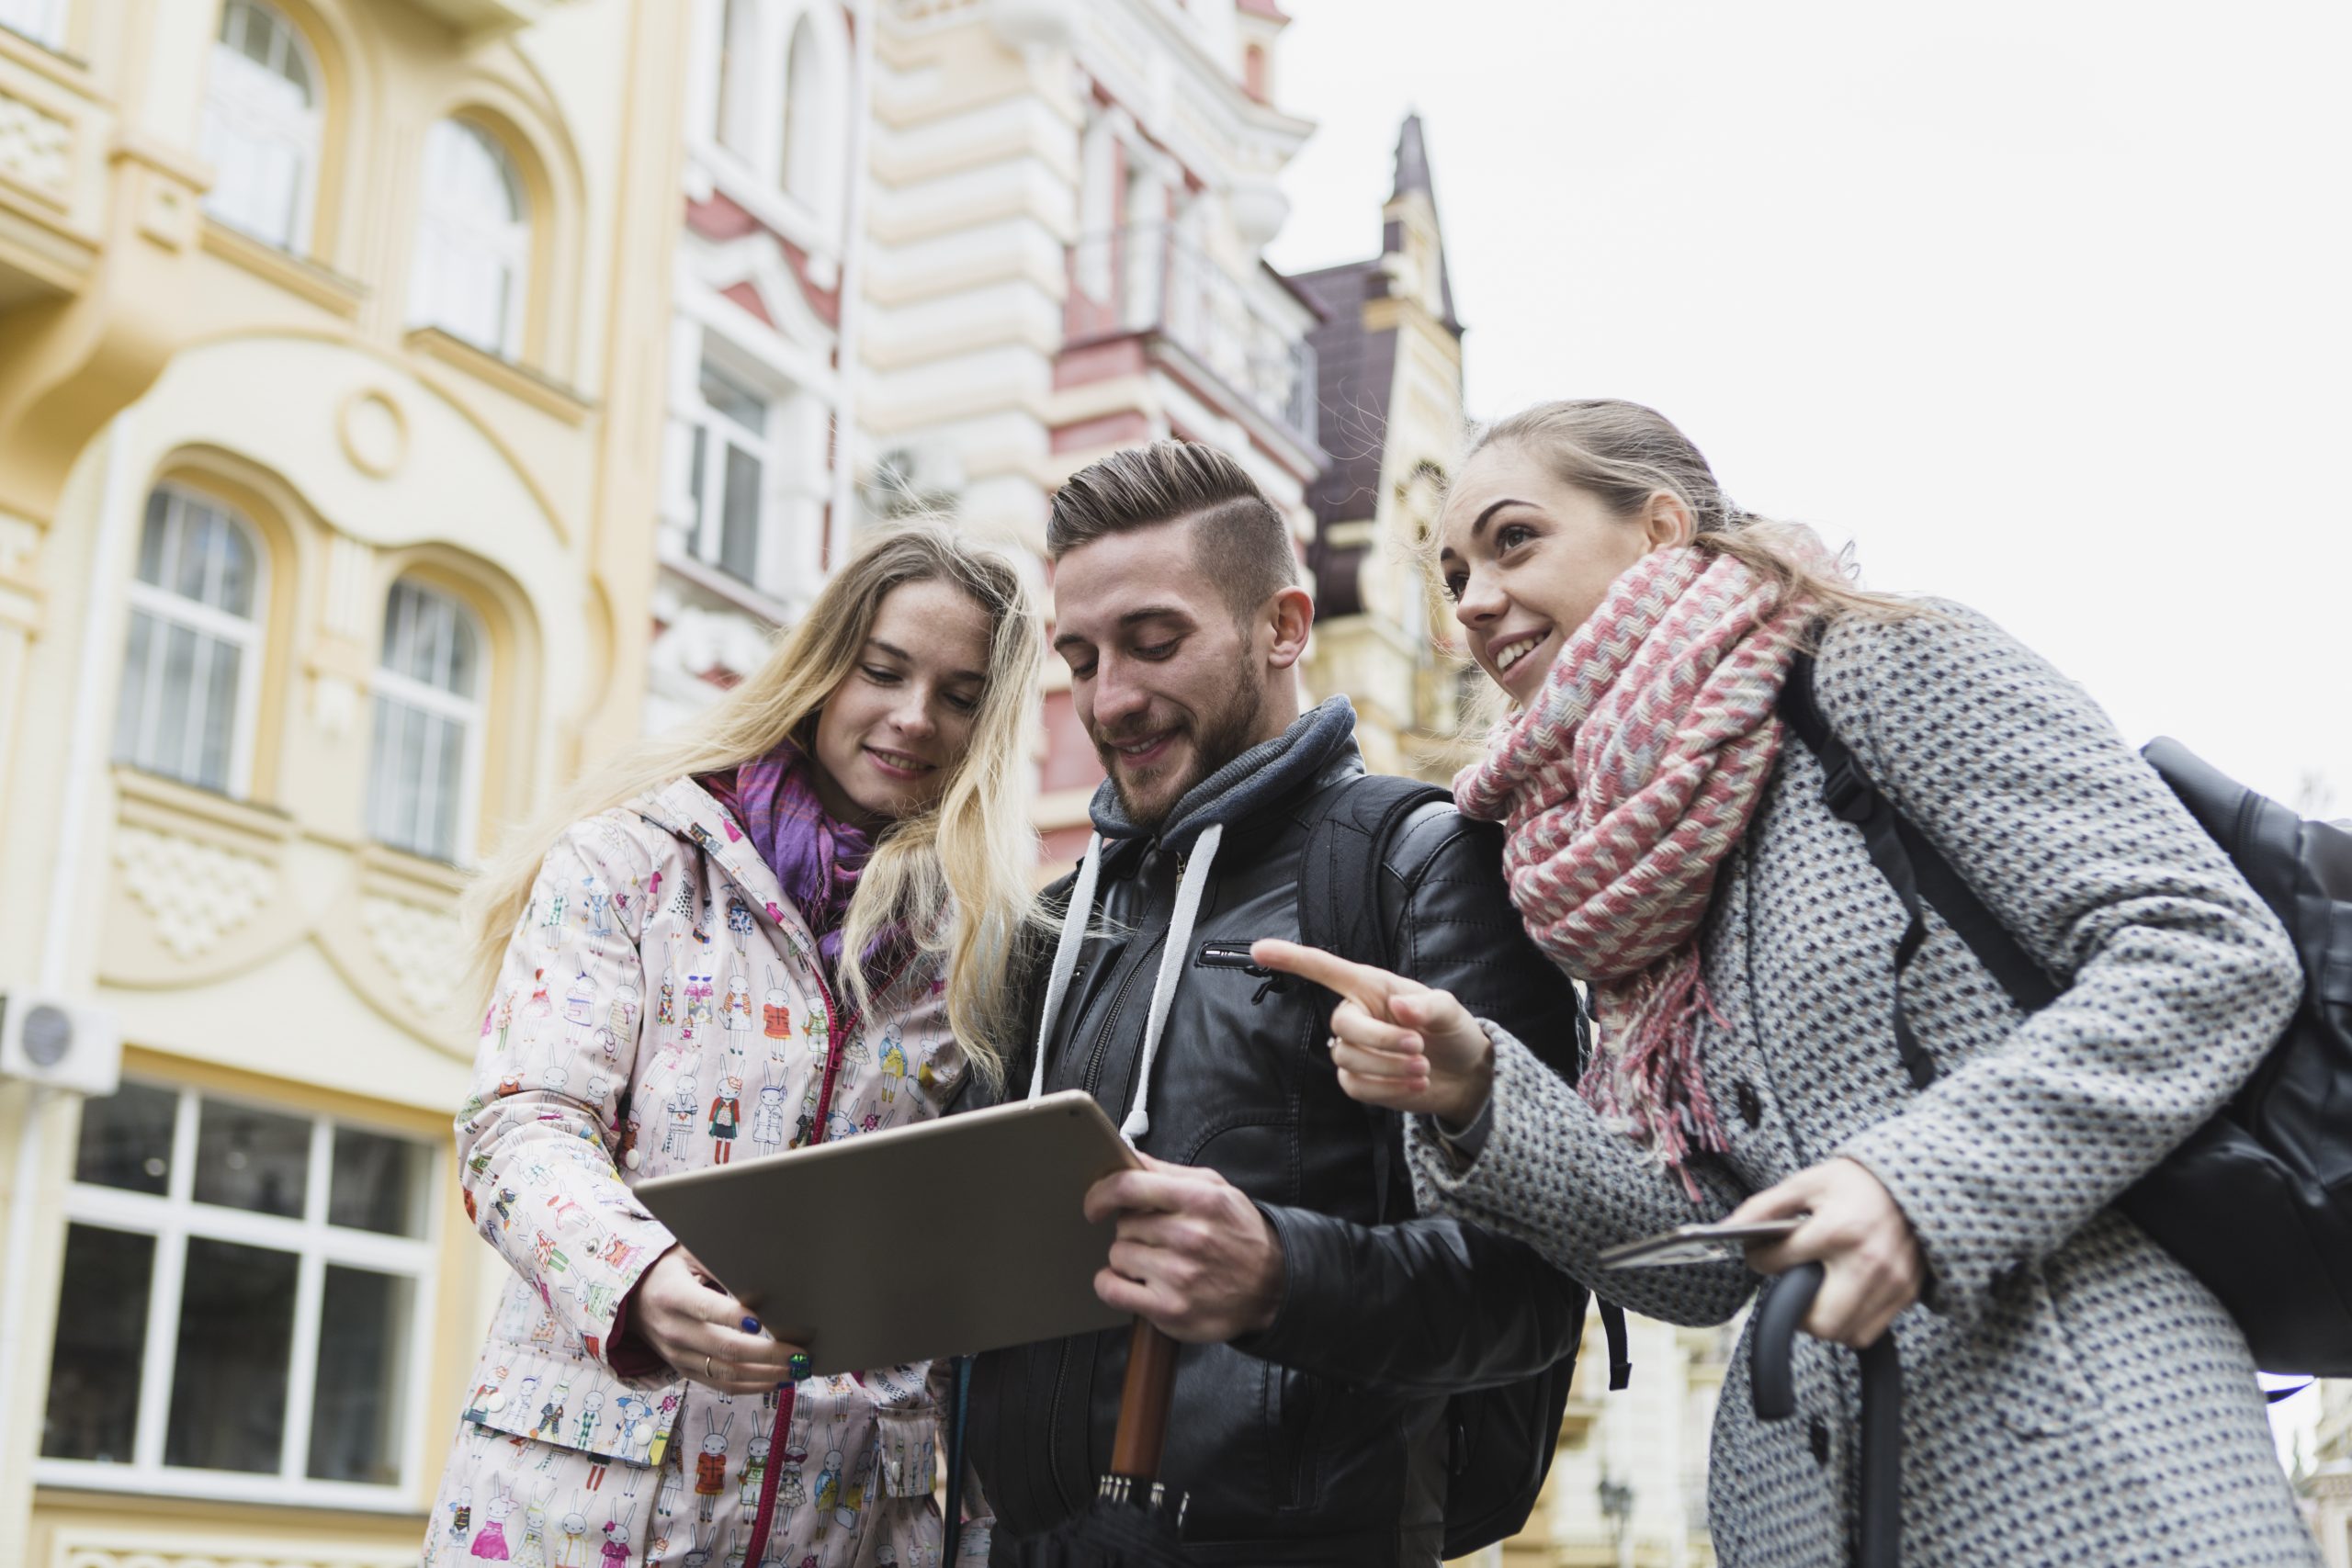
[739,947,915,1562]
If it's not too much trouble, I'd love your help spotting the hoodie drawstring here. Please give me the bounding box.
[1025,822,1227,1145]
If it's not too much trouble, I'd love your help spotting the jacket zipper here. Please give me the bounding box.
[739,947,915,1562]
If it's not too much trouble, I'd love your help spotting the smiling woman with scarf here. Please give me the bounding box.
[424,524,1041,1568]
[1257,400,2316,1567]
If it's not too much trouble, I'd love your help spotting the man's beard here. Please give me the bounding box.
[1100,660,1264,836]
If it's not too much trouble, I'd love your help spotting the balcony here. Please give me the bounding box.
[1064,220,1318,454]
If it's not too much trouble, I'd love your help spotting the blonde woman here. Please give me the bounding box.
[1260,400,2313,1566]
[424,524,1041,1568]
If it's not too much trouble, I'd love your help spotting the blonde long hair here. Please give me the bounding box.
[458,522,1045,1089]
[1467,399,1921,626]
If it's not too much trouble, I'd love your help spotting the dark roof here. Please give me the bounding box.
[1293,260,1396,537]
[1392,113,1434,200]
[1391,113,1458,331]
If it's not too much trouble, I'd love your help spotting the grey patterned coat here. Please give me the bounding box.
[1409,604,2317,1567]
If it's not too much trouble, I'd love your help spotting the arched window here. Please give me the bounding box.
[112,486,267,796]
[408,118,529,359]
[367,580,483,863]
[779,14,830,215]
[714,0,760,159]
[200,0,322,252]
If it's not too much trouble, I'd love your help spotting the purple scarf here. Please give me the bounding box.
[700,741,876,975]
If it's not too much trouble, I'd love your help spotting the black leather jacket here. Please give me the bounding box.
[968,743,1589,1566]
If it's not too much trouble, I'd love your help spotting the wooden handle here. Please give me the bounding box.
[1109,1317,1180,1480]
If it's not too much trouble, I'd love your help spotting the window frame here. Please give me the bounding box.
[0,0,69,50]
[199,0,325,255]
[35,1081,442,1513]
[114,485,270,801]
[684,354,779,590]
[408,116,531,362]
[366,578,488,867]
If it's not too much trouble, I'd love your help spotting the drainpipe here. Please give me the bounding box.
[828,0,876,574]
[0,406,138,1510]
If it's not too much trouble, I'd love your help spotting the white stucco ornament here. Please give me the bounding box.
[361,895,464,1018]
[1228,179,1290,250]
[338,389,408,479]
[114,826,278,962]
[989,0,1078,52]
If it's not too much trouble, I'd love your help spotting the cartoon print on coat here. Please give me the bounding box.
[763,968,792,1041]
[663,1076,699,1160]
[728,897,753,953]
[598,1501,635,1568]
[473,1482,515,1560]
[695,1411,736,1521]
[565,966,597,1030]
[438,794,972,1568]
[555,1495,594,1568]
[877,1026,906,1105]
[516,1480,557,1568]
[708,1066,743,1165]
[751,1073,787,1158]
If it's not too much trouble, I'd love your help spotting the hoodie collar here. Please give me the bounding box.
[1089,695,1360,862]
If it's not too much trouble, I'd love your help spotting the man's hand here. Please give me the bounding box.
[1732,1158,1924,1349]
[1085,1153,1286,1342]
[1250,939,1496,1124]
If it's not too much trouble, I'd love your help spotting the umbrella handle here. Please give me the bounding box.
[1109,1317,1181,1481]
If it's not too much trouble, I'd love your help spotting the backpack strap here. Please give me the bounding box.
[1295,774,1634,1391]
[1295,774,1452,1228]
[1779,650,2060,1073]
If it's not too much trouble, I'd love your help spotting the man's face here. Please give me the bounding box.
[1050,521,1270,833]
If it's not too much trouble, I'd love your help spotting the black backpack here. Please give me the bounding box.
[1781,651,2352,1375]
[1295,773,1630,1557]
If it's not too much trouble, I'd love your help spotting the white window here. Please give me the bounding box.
[779,14,829,214]
[409,118,529,359]
[0,0,69,49]
[686,358,771,585]
[37,1080,437,1510]
[112,486,266,797]
[713,0,760,160]
[199,0,321,253]
[367,580,483,864]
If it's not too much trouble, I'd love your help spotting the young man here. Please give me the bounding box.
[963,442,1590,1566]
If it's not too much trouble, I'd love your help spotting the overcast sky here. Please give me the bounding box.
[1269,0,2351,821]
[1267,0,2348,1462]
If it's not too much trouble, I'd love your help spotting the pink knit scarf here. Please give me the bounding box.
[1453,540,1824,1190]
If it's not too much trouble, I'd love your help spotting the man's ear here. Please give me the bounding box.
[1263,584,1314,671]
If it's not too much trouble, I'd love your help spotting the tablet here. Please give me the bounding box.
[635,1089,1137,1375]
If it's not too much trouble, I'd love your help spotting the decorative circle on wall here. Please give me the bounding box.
[339,388,408,479]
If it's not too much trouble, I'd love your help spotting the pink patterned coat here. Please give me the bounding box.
[424,779,978,1568]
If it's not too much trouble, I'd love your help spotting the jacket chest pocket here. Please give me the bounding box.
[1195,940,1295,1006]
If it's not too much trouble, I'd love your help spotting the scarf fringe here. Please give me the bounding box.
[1582,955,1732,1201]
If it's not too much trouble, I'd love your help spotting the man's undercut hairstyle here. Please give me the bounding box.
[1047,441,1299,625]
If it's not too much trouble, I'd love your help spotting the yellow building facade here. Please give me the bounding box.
[0,2,683,1562]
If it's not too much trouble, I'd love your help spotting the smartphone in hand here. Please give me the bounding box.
[1597,1217,1804,1269]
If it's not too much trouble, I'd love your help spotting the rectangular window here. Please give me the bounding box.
[692,360,771,588]
[0,0,70,51]
[366,581,483,865]
[37,1081,437,1510]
